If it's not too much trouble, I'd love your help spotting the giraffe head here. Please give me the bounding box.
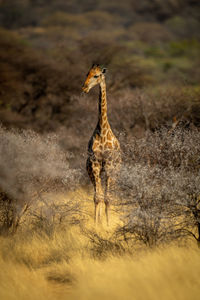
[82,64,107,93]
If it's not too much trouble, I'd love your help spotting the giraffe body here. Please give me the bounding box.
[82,64,121,225]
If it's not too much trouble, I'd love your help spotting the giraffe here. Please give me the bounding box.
[82,64,121,225]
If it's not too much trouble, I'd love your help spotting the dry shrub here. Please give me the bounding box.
[117,127,200,247]
[0,125,81,234]
[127,127,200,170]
[28,192,82,237]
[83,229,126,259]
[111,86,200,139]
[117,165,184,247]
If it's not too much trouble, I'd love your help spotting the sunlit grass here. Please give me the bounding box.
[0,187,199,300]
[69,244,200,300]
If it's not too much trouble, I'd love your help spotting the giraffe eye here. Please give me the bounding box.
[94,75,99,78]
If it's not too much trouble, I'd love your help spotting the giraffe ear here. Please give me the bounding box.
[102,68,107,74]
[92,63,99,68]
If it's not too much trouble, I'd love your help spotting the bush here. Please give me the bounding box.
[117,127,200,247]
[168,39,200,58]
[165,16,200,39]
[42,12,90,29]
[128,22,172,43]
[0,126,80,234]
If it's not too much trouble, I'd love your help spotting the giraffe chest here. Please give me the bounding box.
[92,130,120,153]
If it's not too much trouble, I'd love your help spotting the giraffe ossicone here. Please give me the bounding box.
[82,64,121,225]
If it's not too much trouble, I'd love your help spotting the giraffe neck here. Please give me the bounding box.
[98,77,109,129]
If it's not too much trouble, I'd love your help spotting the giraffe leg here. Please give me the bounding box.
[98,202,102,222]
[104,176,115,226]
[105,201,110,226]
[104,156,121,226]
[94,178,103,224]
[94,202,100,224]
[95,202,103,224]
[87,159,103,225]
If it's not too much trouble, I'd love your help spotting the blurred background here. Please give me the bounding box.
[0,0,200,165]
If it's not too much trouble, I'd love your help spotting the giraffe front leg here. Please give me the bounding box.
[98,201,103,220]
[94,186,104,225]
[87,158,103,225]
[94,179,104,224]
[92,162,104,225]
[105,201,110,227]
[95,202,102,224]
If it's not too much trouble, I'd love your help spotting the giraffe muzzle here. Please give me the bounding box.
[82,85,89,93]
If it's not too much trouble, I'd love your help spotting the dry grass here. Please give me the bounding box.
[69,244,200,300]
[0,187,199,300]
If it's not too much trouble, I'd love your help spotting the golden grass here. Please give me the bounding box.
[69,245,200,300]
[0,188,200,300]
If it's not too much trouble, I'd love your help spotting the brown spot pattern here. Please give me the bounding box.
[107,131,112,141]
[105,142,113,149]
